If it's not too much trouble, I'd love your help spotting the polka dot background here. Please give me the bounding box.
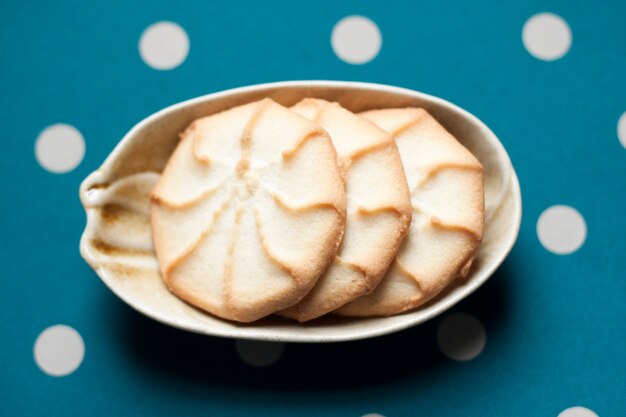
[331,15,382,64]
[0,1,624,416]
[35,124,85,173]
[139,21,189,70]
[522,13,572,61]
[34,325,85,376]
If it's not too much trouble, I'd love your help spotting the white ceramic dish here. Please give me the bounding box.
[79,81,521,342]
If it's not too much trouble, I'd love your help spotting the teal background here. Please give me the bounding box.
[1,0,625,416]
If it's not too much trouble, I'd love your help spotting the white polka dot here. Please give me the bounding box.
[558,406,599,417]
[34,325,84,377]
[139,21,189,70]
[437,313,486,361]
[537,205,587,254]
[522,13,572,61]
[235,340,284,367]
[331,15,382,64]
[618,112,626,149]
[35,124,85,173]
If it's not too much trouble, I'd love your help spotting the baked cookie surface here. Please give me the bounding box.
[151,99,346,322]
[337,108,484,317]
[280,99,412,321]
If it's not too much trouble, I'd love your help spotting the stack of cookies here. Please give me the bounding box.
[150,98,484,323]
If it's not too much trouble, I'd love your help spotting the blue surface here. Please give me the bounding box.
[1,1,625,416]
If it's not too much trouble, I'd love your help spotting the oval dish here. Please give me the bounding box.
[79,81,521,343]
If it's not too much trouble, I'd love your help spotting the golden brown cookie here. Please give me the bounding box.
[151,99,346,323]
[337,108,484,317]
[279,99,412,321]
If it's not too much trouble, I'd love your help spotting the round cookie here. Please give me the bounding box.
[151,99,346,323]
[280,99,412,322]
[337,108,484,317]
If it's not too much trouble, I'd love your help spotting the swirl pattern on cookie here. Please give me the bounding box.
[337,108,484,317]
[150,99,346,322]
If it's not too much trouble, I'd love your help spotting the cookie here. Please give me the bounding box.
[279,99,412,321]
[336,108,484,317]
[150,99,346,323]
